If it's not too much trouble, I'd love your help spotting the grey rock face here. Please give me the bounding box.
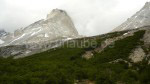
[0,9,79,46]
[0,9,80,58]
[143,27,150,45]
[0,30,8,37]
[0,30,9,44]
[0,45,27,58]
[0,39,64,59]
[113,2,150,31]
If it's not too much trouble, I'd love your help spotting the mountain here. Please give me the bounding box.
[0,9,80,58]
[0,9,79,46]
[1,5,150,84]
[113,2,150,31]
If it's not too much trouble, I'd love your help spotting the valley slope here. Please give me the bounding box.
[0,27,150,84]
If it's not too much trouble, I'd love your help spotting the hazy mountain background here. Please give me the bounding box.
[0,0,150,36]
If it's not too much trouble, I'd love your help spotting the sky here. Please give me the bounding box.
[0,0,150,36]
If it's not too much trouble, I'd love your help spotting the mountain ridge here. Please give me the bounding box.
[112,2,150,31]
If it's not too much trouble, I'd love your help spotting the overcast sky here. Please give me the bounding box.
[0,0,150,36]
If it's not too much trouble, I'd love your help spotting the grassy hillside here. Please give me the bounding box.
[0,30,149,84]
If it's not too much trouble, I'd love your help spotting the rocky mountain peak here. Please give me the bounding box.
[143,2,150,9]
[0,9,79,46]
[112,2,150,32]
[47,9,67,19]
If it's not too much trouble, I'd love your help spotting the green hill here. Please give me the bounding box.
[0,30,150,84]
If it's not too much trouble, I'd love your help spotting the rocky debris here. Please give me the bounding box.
[94,31,134,53]
[129,47,146,63]
[82,51,94,60]
[109,59,132,67]
[82,31,135,60]
[112,2,150,31]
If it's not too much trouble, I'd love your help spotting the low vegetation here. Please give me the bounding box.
[0,30,149,84]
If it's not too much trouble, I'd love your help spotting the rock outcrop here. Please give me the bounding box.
[129,47,146,63]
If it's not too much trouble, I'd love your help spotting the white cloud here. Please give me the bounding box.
[0,0,150,36]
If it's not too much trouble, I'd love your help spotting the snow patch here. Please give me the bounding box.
[15,34,26,41]
[45,33,49,37]
[0,39,4,44]
[64,38,73,41]
[123,33,128,36]
[25,50,32,54]
[31,32,36,36]
[66,38,73,40]
[31,29,42,36]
